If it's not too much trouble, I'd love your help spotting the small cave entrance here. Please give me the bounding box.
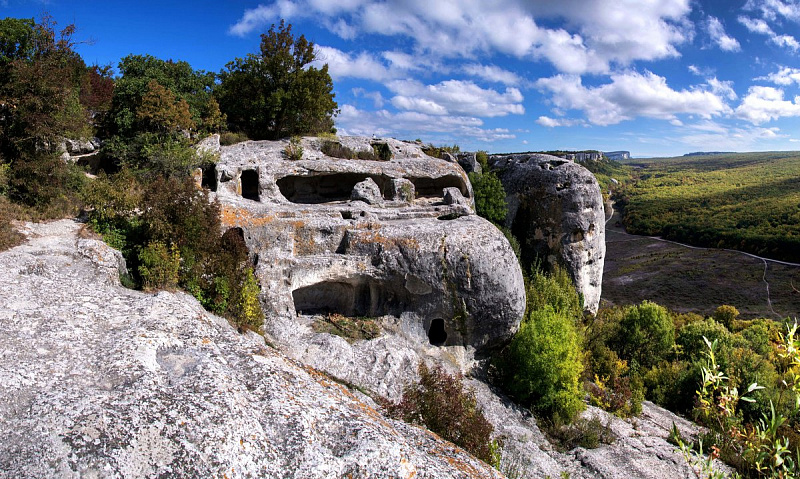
[202,165,217,192]
[277,173,390,204]
[241,169,260,201]
[292,277,411,317]
[409,175,469,198]
[427,318,447,346]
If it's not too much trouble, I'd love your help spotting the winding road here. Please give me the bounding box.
[605,202,800,318]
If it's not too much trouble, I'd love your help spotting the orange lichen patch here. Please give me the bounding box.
[350,230,420,251]
[220,204,276,228]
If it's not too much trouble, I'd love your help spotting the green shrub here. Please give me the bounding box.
[740,321,772,356]
[713,305,739,330]
[138,241,179,291]
[386,363,495,463]
[527,265,583,319]
[219,131,249,146]
[505,305,585,422]
[612,301,675,369]
[676,318,731,363]
[7,152,86,217]
[643,360,699,414]
[283,136,303,161]
[321,140,356,159]
[371,142,392,161]
[476,150,489,170]
[231,267,263,331]
[544,415,614,451]
[469,171,507,225]
[0,196,23,251]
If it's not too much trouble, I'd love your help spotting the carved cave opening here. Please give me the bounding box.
[427,318,447,346]
[408,175,469,198]
[202,165,217,192]
[277,173,391,204]
[241,169,260,201]
[292,277,411,317]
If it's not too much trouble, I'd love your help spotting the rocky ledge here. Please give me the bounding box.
[0,220,501,478]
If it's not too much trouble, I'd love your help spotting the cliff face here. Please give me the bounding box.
[0,220,502,478]
[208,137,526,366]
[492,153,606,313]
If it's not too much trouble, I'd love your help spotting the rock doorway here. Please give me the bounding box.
[241,169,260,201]
[427,318,447,346]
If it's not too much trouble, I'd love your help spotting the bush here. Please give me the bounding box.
[612,301,674,369]
[476,150,489,170]
[527,265,583,319]
[676,318,731,363]
[386,363,495,463]
[469,171,507,225]
[321,140,355,159]
[713,305,739,330]
[283,136,303,161]
[504,305,585,422]
[138,241,179,291]
[219,131,249,146]
[7,152,86,218]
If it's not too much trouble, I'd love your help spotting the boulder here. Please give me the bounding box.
[195,133,221,156]
[457,152,482,174]
[351,177,383,205]
[492,153,605,313]
[0,220,503,478]
[443,187,469,208]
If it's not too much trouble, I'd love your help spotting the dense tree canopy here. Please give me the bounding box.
[216,20,337,140]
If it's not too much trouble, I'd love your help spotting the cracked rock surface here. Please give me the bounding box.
[0,220,502,478]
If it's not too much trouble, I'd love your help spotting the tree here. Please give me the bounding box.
[506,305,585,422]
[216,20,337,140]
[469,171,507,225]
[614,301,675,369]
[137,80,195,133]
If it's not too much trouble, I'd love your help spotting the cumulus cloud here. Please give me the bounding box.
[707,17,741,51]
[707,78,738,100]
[536,71,731,126]
[536,116,585,127]
[745,0,800,22]
[736,86,800,123]
[386,79,525,118]
[463,64,523,86]
[678,120,783,150]
[313,46,394,81]
[758,66,800,85]
[229,0,693,75]
[335,104,515,142]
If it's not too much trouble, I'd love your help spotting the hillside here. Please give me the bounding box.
[617,151,800,262]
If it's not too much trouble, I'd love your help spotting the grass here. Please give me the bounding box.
[311,313,382,342]
[603,208,800,319]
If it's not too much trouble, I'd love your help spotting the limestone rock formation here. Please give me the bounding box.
[456,152,482,174]
[492,153,606,313]
[210,137,524,359]
[0,220,503,478]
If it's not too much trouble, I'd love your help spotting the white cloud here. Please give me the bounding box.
[678,120,783,150]
[745,0,800,22]
[313,46,394,81]
[707,17,740,51]
[536,116,584,127]
[351,88,385,108]
[536,71,731,126]
[230,0,694,75]
[758,66,800,85]
[335,104,515,142]
[707,78,738,100]
[738,14,800,50]
[738,15,773,34]
[386,79,525,117]
[736,86,800,123]
[463,64,523,86]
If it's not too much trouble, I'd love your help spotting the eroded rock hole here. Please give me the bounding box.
[409,175,468,198]
[241,169,260,201]
[202,165,217,191]
[428,318,447,346]
[292,277,412,317]
[277,173,390,204]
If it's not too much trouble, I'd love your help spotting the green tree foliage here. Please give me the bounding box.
[469,171,507,225]
[216,20,337,140]
[137,80,195,133]
[386,363,495,463]
[0,16,89,156]
[612,301,675,369]
[506,305,585,422]
[713,304,739,330]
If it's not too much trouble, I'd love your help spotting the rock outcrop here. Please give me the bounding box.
[211,137,525,360]
[0,220,503,478]
[492,153,606,313]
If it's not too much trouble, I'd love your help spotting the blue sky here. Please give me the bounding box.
[5,0,800,156]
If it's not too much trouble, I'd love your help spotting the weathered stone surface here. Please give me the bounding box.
[0,220,503,478]
[63,137,99,155]
[492,153,605,313]
[194,133,220,156]
[351,177,383,205]
[212,137,523,361]
[457,152,482,174]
